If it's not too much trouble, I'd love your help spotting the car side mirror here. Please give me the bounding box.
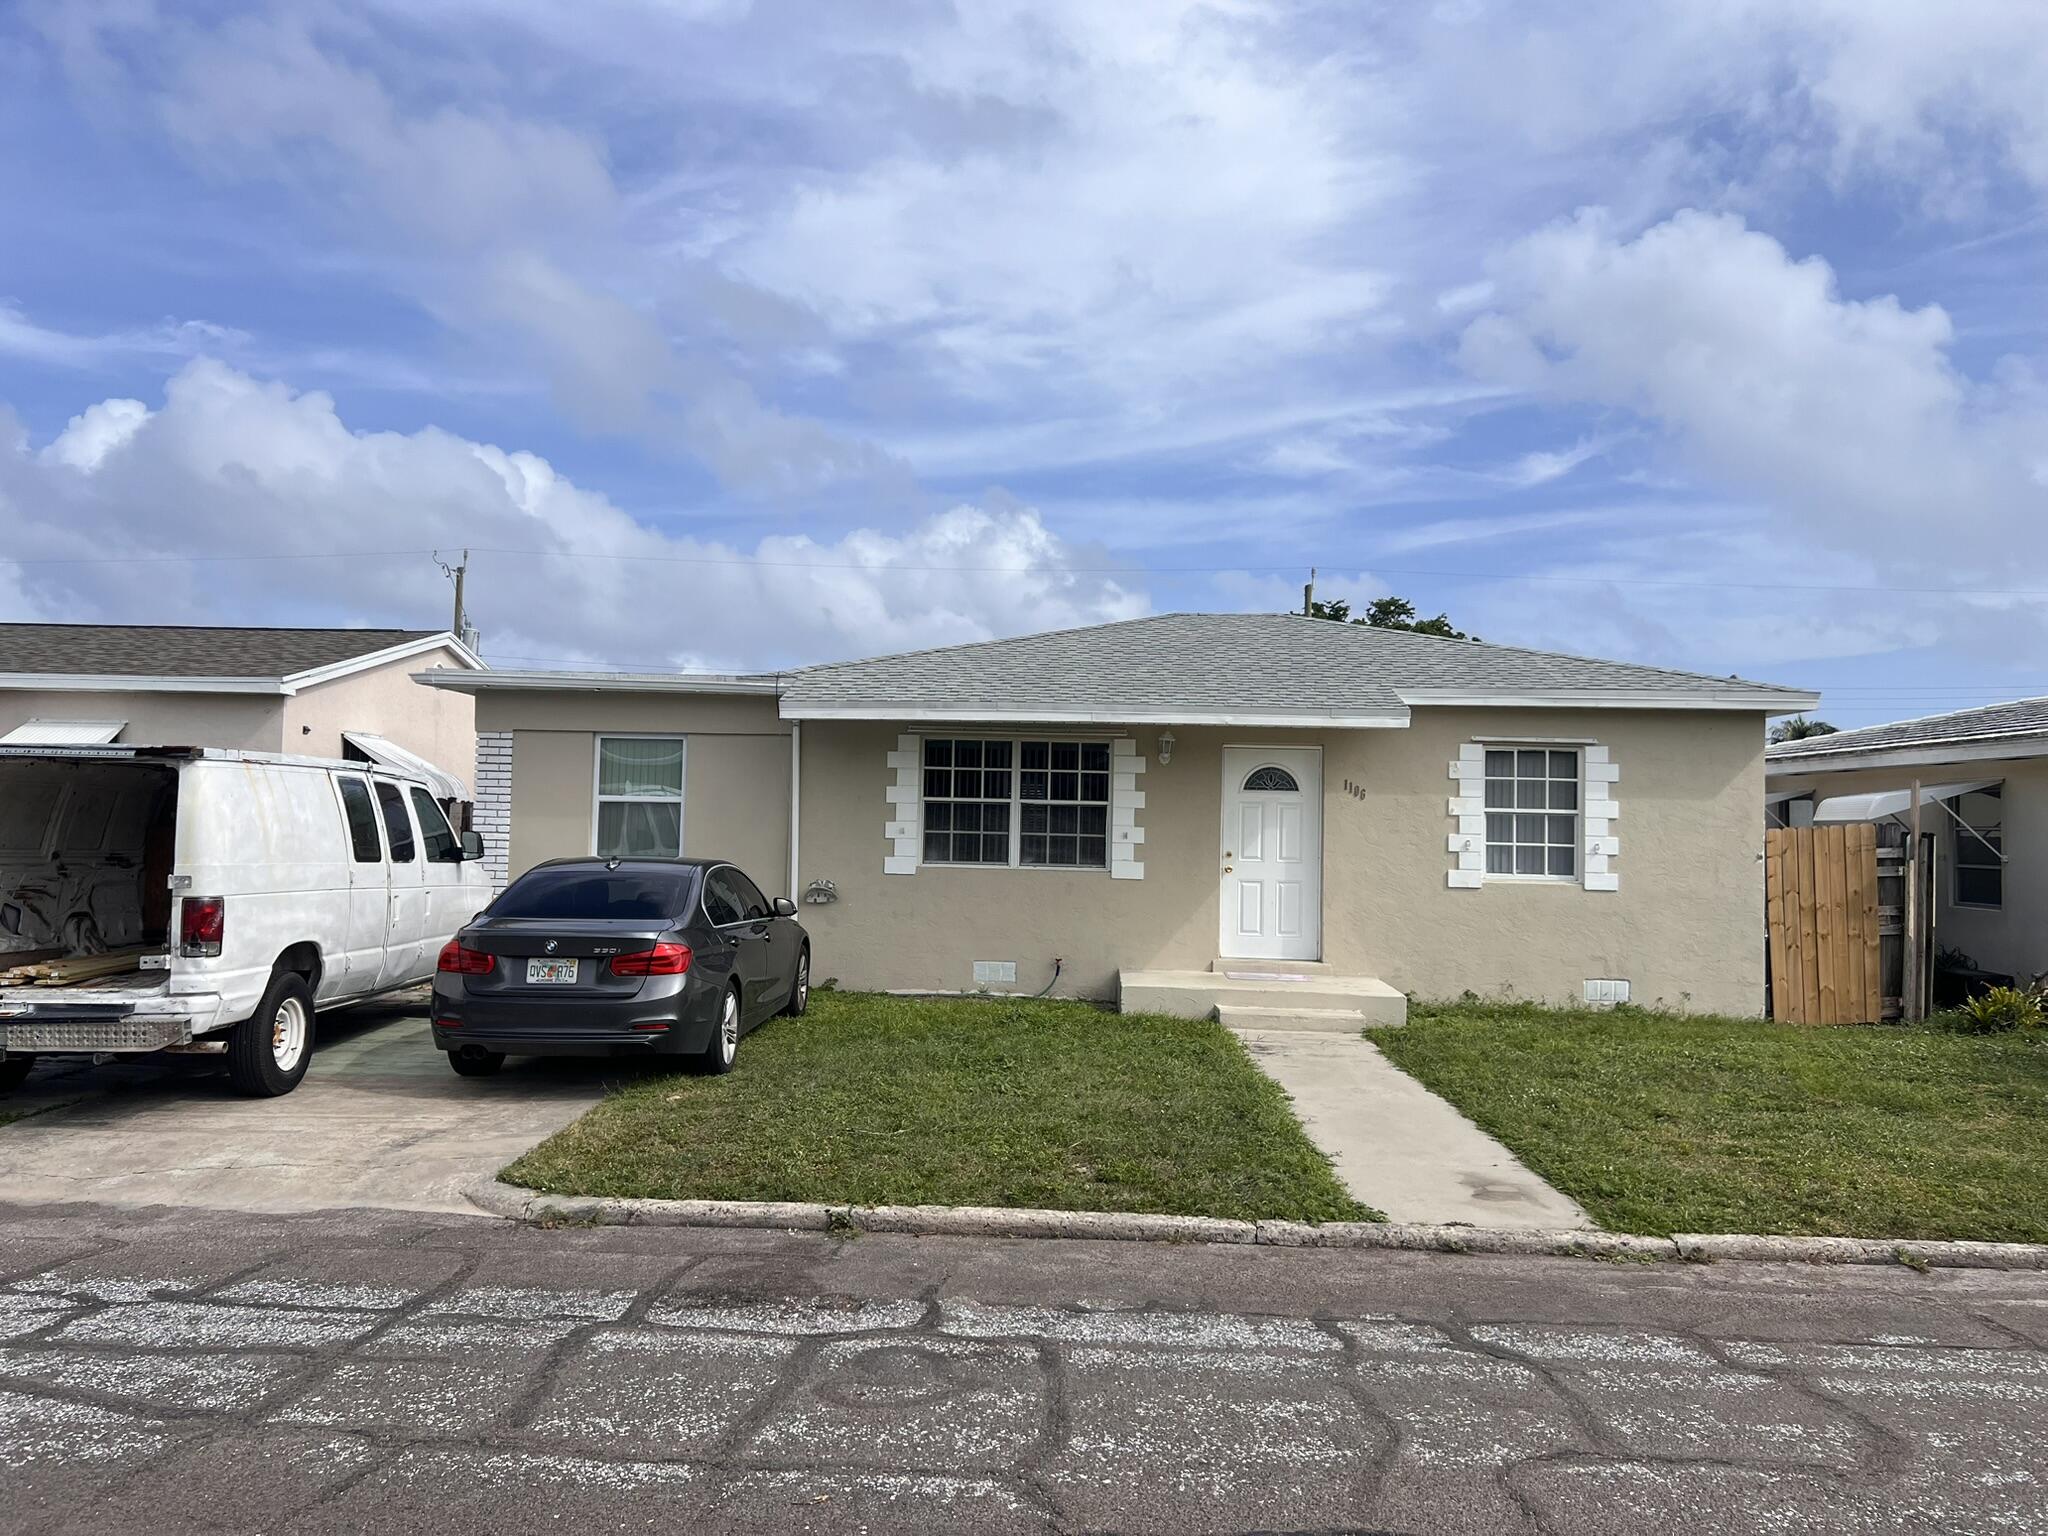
[460,830,485,861]
[773,896,797,917]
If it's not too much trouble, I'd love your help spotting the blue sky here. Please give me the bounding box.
[2,2,2046,725]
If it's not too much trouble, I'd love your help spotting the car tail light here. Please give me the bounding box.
[437,940,495,976]
[178,896,225,958]
[612,942,691,977]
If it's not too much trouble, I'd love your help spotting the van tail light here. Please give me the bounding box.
[612,942,691,977]
[437,940,495,976]
[178,896,225,958]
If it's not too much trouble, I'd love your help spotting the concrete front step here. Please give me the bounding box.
[1216,1005,1383,1034]
[1209,957,1336,978]
[1120,968,1407,1026]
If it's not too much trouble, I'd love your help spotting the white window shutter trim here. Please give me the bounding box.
[1110,737,1145,879]
[1446,743,1485,889]
[886,733,920,875]
[1584,744,1619,890]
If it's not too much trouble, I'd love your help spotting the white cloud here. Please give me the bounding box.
[41,398,149,471]
[1460,208,2048,559]
[0,361,1146,668]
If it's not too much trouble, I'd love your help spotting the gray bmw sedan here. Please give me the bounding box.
[429,857,809,1078]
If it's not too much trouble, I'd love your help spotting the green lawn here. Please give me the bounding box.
[1373,1000,2048,1242]
[504,991,1373,1222]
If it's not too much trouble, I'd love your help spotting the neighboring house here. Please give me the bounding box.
[1767,697,2048,985]
[0,625,483,794]
[419,612,1815,1017]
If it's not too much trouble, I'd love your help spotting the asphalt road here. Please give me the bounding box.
[2,1201,2045,1534]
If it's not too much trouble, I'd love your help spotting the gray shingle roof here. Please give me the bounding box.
[0,624,442,679]
[1768,696,2048,761]
[779,613,1812,721]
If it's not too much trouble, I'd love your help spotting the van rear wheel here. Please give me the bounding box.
[226,973,315,1097]
[0,1055,34,1095]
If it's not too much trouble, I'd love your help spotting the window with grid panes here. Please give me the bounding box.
[1483,747,1579,878]
[921,739,1014,864]
[1019,740,1111,867]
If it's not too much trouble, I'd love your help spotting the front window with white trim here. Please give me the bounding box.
[1484,747,1578,878]
[595,736,685,857]
[923,738,1110,868]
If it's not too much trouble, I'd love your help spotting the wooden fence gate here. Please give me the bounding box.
[1765,824,1904,1024]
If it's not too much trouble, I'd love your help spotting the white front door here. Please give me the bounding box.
[1219,746,1322,961]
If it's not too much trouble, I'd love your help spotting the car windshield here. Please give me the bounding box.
[489,867,694,921]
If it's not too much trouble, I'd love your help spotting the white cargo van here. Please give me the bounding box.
[0,745,491,1096]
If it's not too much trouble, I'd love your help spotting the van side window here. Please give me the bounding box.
[372,781,416,863]
[408,787,461,863]
[336,778,383,863]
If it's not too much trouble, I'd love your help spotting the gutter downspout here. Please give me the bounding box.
[788,719,801,902]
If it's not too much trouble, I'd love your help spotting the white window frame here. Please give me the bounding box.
[1482,744,1581,884]
[591,734,687,858]
[920,736,1114,871]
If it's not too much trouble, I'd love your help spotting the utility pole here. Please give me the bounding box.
[1302,567,1316,617]
[434,549,475,650]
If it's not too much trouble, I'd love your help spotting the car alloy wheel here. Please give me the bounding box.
[796,954,809,1010]
[271,995,309,1072]
[720,988,739,1066]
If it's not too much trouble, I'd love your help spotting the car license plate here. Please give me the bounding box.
[526,958,579,985]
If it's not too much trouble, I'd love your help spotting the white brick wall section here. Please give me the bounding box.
[885,733,920,875]
[1110,737,1146,879]
[474,731,513,891]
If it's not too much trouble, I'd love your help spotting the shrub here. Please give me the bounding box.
[1944,986,2045,1035]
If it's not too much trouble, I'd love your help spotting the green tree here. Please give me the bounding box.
[1310,593,1475,641]
[1769,715,1839,744]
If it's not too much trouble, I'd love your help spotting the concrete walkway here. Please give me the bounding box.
[1234,1028,1591,1229]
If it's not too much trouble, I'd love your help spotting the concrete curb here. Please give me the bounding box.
[466,1180,2048,1268]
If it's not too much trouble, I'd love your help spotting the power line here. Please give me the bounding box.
[6,542,2048,602]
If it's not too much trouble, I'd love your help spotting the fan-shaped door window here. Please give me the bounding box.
[1242,765,1300,792]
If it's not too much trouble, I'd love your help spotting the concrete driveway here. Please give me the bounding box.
[0,992,619,1216]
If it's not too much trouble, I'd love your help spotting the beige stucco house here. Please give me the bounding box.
[420,613,1816,1019]
[1767,697,2048,986]
[0,624,482,794]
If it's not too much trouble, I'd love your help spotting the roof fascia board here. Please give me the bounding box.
[0,673,290,695]
[1400,688,1820,713]
[283,632,482,691]
[777,703,1413,728]
[410,669,782,696]
[1766,735,2048,777]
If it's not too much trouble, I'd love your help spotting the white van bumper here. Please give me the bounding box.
[0,992,227,1055]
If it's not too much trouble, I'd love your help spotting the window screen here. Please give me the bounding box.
[1954,786,2003,908]
[372,780,415,863]
[1019,740,1110,868]
[1483,748,1578,878]
[596,737,684,857]
[336,778,383,863]
[921,739,1013,864]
